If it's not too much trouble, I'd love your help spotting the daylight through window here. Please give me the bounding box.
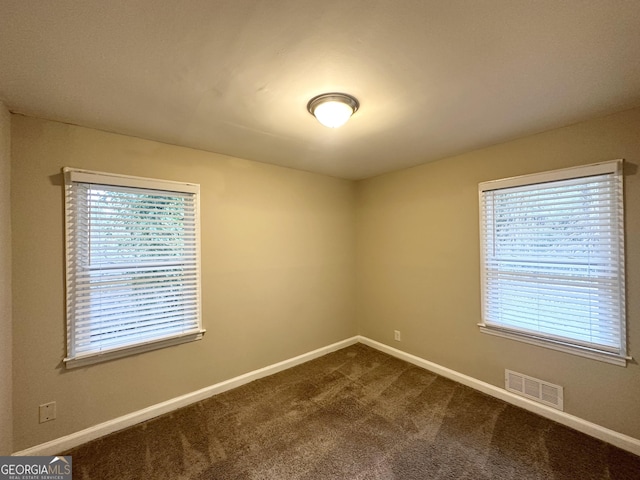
[63,168,204,367]
[478,160,626,365]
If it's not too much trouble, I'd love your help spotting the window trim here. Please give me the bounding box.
[478,160,628,366]
[64,331,205,368]
[477,324,630,367]
[63,167,205,368]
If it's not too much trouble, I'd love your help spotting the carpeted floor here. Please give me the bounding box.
[64,343,640,479]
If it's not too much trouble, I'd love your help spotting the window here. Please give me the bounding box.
[478,160,627,365]
[63,168,204,368]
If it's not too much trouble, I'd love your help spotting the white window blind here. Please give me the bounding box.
[64,168,204,367]
[478,160,626,364]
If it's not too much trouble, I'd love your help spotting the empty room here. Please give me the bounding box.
[1,1,640,479]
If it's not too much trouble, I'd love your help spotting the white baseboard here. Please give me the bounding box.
[14,335,640,458]
[357,335,640,457]
[13,336,359,456]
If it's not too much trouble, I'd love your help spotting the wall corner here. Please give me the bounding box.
[0,101,13,455]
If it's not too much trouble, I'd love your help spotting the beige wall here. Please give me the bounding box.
[11,115,357,450]
[0,103,12,454]
[356,107,640,439]
[10,107,640,451]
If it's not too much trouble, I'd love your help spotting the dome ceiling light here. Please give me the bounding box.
[307,93,359,128]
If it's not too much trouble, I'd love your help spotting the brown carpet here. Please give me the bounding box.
[64,343,640,479]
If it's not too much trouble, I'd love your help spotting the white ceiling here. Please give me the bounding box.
[2,1,640,179]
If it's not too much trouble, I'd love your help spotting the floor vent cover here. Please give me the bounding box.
[505,370,564,411]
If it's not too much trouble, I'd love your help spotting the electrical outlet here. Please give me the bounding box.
[39,402,56,423]
[394,330,401,341]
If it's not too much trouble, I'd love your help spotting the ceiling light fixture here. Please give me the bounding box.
[307,93,359,128]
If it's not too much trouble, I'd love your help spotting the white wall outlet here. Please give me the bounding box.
[39,402,56,423]
[394,330,401,341]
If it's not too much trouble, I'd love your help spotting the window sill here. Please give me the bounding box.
[64,330,206,369]
[478,324,630,367]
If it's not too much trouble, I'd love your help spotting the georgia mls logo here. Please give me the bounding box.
[0,456,72,480]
